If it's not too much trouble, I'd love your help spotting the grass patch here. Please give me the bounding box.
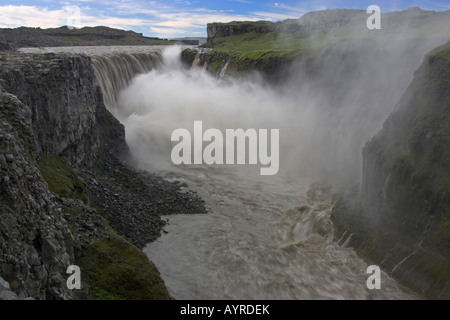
[209,31,316,59]
[208,25,372,60]
[38,155,87,203]
[77,235,170,300]
[428,41,450,62]
[64,205,83,218]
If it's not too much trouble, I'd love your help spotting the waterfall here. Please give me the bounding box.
[87,45,429,299]
[112,46,417,299]
[91,51,164,114]
[219,58,230,79]
[191,52,201,68]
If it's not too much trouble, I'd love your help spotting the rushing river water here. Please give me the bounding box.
[143,164,416,300]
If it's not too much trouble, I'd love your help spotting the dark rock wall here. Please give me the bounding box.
[0,90,75,299]
[207,21,275,41]
[0,52,127,299]
[333,42,450,299]
[0,53,127,168]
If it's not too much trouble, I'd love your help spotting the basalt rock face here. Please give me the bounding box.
[207,21,276,41]
[333,42,450,299]
[0,52,126,299]
[0,89,76,299]
[0,50,207,300]
[0,53,127,168]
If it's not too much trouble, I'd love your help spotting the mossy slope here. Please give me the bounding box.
[78,235,170,300]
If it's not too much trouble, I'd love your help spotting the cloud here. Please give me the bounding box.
[0,1,315,38]
[0,5,67,28]
[149,26,201,36]
[250,11,304,20]
[0,5,151,30]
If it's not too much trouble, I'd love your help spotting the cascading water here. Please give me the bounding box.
[92,51,162,110]
[93,46,421,300]
[91,50,164,114]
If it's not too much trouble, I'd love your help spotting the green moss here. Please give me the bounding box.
[436,211,450,256]
[428,41,450,62]
[208,23,369,61]
[182,48,198,56]
[415,259,450,298]
[64,205,83,218]
[426,261,449,282]
[77,235,170,300]
[211,59,223,70]
[398,150,411,165]
[209,31,315,59]
[38,154,88,203]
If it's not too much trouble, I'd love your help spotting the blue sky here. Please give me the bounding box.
[0,0,449,38]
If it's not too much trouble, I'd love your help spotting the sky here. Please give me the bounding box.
[0,0,449,38]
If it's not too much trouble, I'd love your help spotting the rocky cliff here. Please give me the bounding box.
[205,8,442,44]
[0,53,110,299]
[0,51,205,300]
[207,21,277,40]
[0,88,76,299]
[332,41,450,299]
[0,53,126,168]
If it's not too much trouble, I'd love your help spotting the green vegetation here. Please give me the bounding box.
[206,20,375,60]
[209,30,322,59]
[38,155,87,203]
[428,39,450,62]
[197,20,378,81]
[77,234,170,300]
[64,205,83,218]
[437,211,450,255]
